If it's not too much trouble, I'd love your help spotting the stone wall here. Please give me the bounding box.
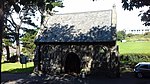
[34,44,120,77]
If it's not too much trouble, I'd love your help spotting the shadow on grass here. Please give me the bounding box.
[3,66,34,73]
[2,67,34,83]
[1,61,13,64]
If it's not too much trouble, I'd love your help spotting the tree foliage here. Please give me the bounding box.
[2,0,63,59]
[144,32,150,38]
[117,30,126,41]
[0,0,63,81]
[122,0,150,26]
[21,29,37,59]
[3,30,16,61]
[126,33,134,38]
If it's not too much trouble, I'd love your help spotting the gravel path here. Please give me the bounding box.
[1,72,150,84]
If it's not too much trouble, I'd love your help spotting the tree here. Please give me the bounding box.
[0,0,62,81]
[126,33,134,38]
[3,35,15,61]
[3,12,17,61]
[122,0,150,26]
[144,32,150,38]
[117,30,126,41]
[0,1,4,81]
[21,29,38,59]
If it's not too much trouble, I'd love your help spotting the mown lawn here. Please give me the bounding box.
[2,62,34,73]
[117,41,150,54]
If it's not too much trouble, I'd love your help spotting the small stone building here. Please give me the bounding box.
[34,5,120,77]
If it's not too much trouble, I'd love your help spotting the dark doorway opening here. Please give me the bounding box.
[64,52,81,74]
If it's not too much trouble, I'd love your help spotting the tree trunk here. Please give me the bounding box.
[0,0,4,82]
[15,25,20,61]
[5,46,10,61]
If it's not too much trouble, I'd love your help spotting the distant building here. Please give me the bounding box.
[124,28,150,34]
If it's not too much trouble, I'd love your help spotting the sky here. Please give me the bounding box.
[53,0,150,31]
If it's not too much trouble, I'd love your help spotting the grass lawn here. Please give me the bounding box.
[2,62,34,73]
[117,41,150,54]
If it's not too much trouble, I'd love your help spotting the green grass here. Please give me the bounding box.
[117,41,150,54]
[2,62,34,73]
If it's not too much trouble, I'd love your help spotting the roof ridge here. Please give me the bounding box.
[53,9,112,15]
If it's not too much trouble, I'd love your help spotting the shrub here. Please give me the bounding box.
[120,53,150,72]
[120,53,150,62]
[9,55,18,63]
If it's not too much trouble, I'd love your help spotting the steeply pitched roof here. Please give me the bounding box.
[35,9,117,43]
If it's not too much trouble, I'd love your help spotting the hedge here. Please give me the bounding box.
[120,53,150,63]
[119,53,150,72]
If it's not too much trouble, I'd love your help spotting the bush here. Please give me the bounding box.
[120,53,150,72]
[120,53,150,63]
[9,55,18,63]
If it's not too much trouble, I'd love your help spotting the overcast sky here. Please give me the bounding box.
[53,0,150,31]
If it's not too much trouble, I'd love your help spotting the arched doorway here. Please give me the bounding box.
[64,52,81,74]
